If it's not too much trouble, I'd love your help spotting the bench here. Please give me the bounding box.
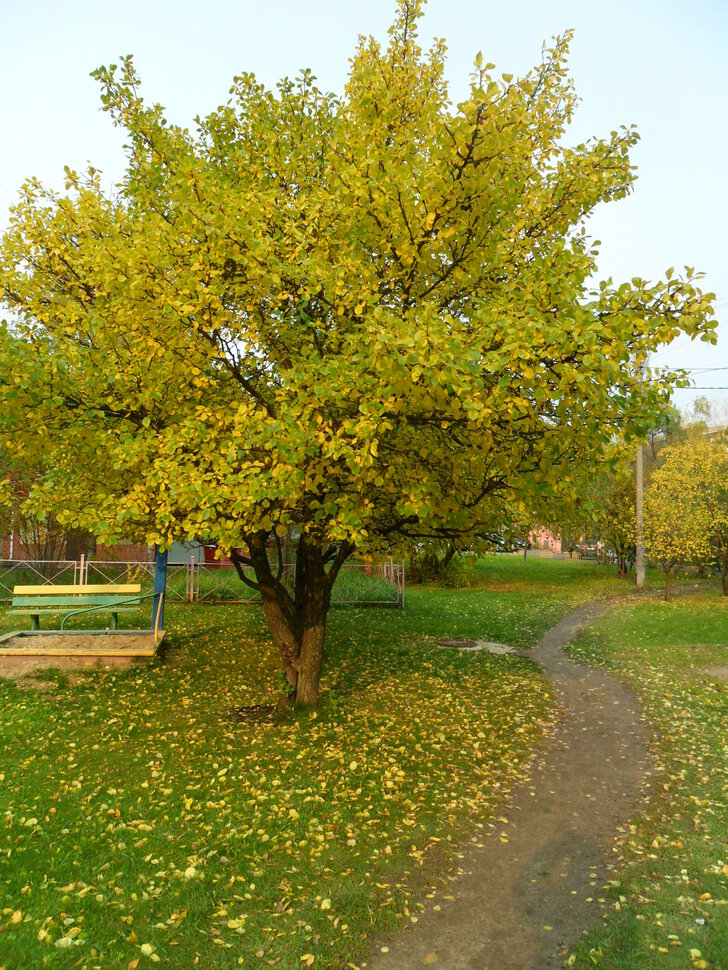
[10,584,146,631]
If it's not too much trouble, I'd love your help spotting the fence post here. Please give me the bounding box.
[79,554,86,585]
[152,545,168,632]
[188,556,195,603]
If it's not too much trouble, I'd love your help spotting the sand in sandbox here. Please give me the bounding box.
[0,631,163,658]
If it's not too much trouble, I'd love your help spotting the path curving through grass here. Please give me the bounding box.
[364,600,650,970]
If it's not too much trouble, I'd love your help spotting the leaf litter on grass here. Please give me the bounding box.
[0,590,556,969]
[566,596,728,970]
[0,557,620,968]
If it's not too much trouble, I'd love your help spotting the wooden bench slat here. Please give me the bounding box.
[9,583,148,631]
[13,584,141,596]
[11,596,142,608]
[11,607,139,615]
[0,647,157,657]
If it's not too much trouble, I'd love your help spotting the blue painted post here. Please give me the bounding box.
[152,545,168,633]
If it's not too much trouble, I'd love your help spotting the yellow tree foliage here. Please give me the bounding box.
[0,2,716,703]
[645,439,728,599]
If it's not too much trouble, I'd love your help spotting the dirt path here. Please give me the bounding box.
[364,599,650,970]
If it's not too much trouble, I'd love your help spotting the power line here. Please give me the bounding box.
[652,367,728,376]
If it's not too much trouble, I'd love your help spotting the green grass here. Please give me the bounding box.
[0,556,643,968]
[330,568,399,604]
[189,564,400,605]
[0,608,544,966]
[565,596,728,970]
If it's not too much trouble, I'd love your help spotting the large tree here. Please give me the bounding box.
[0,2,715,704]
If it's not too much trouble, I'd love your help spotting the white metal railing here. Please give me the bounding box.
[186,559,404,607]
[83,560,189,601]
[0,560,77,601]
[0,557,405,607]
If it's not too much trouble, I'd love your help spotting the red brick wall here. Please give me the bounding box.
[93,542,152,562]
[0,532,151,562]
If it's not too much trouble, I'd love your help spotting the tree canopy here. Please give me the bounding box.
[0,1,716,703]
[645,438,728,599]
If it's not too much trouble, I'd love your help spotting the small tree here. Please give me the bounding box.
[0,469,13,546]
[0,454,95,567]
[645,440,728,599]
[593,471,637,578]
[407,538,461,583]
[407,509,529,582]
[0,2,715,705]
[545,460,635,576]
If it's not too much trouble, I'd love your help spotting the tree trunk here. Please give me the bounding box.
[236,532,352,708]
[409,541,457,583]
[664,563,673,601]
[65,527,96,561]
[722,550,728,597]
[296,616,327,706]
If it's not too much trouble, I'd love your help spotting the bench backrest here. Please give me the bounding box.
[12,584,143,608]
[13,584,141,597]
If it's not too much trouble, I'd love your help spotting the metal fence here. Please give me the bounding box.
[0,557,405,607]
[0,560,77,600]
[82,559,190,602]
[189,560,262,604]
[187,559,404,607]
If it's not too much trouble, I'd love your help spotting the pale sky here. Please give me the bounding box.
[1,0,726,415]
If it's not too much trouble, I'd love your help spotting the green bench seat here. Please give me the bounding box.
[10,584,145,631]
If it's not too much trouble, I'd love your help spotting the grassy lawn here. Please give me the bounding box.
[0,557,644,968]
[566,596,728,970]
[0,556,616,969]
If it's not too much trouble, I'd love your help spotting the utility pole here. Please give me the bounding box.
[635,356,646,588]
[635,441,645,587]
